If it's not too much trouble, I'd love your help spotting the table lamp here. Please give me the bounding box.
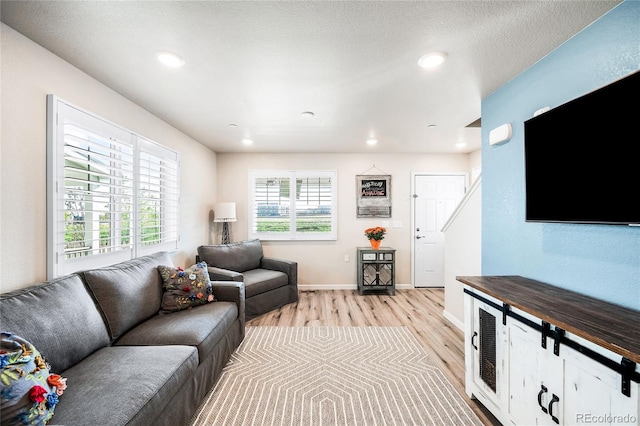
[214,202,237,244]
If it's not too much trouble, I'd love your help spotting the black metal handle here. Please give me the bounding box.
[471,331,478,350]
[548,393,560,424]
[538,384,548,413]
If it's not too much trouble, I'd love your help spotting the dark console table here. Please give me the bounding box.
[357,247,395,295]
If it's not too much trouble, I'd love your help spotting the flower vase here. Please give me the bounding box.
[369,239,381,250]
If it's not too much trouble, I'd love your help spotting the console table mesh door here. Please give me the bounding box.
[357,247,395,295]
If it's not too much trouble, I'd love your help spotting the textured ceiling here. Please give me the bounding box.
[0,1,621,154]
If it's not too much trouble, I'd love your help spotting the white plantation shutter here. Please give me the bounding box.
[252,175,291,233]
[47,96,179,278]
[295,173,333,234]
[249,170,337,240]
[137,137,179,255]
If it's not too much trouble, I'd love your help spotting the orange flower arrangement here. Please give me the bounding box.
[364,226,386,241]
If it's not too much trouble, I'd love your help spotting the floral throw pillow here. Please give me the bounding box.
[158,262,215,313]
[0,332,68,425]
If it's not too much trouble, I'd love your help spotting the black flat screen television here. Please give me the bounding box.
[524,70,640,226]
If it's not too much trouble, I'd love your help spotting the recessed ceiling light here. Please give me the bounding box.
[418,51,447,69]
[229,123,238,127]
[300,111,315,118]
[156,50,185,68]
[455,142,467,149]
[366,138,378,146]
[242,138,254,145]
[427,124,437,129]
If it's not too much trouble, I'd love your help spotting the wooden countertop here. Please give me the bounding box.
[457,275,640,364]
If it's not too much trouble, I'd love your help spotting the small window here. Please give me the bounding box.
[249,170,337,240]
[47,96,179,277]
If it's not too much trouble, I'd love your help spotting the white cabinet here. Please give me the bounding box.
[462,280,640,426]
[562,342,640,426]
[464,290,510,425]
[507,315,564,425]
[508,318,547,424]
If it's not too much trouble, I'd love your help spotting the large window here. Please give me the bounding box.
[47,96,179,278]
[249,170,337,240]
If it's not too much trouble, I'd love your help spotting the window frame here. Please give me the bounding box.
[47,95,180,278]
[248,169,337,241]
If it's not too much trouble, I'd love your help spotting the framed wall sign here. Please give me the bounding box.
[356,174,391,218]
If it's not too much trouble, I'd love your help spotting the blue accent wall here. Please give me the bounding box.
[481,1,640,310]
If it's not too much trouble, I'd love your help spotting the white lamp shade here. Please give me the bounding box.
[214,202,237,222]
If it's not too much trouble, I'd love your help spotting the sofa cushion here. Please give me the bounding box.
[242,269,289,298]
[115,301,238,364]
[197,239,263,273]
[52,345,198,426]
[0,332,68,425]
[158,262,214,313]
[81,251,173,341]
[0,275,110,372]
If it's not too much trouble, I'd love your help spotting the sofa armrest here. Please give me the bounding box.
[207,266,244,282]
[261,257,298,286]
[210,281,246,329]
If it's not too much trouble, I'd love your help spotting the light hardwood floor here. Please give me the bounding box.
[247,289,500,425]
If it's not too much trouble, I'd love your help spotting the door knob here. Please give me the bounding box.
[416,235,424,239]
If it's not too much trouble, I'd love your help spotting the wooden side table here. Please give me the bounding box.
[357,247,395,295]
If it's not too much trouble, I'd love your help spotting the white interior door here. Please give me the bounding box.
[413,174,466,287]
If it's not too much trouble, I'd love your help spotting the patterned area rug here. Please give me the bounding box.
[190,326,482,426]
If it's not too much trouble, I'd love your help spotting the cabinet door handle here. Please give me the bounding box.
[538,384,548,413]
[471,331,478,350]
[548,393,560,424]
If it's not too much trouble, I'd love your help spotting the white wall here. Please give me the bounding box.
[217,152,473,287]
[469,149,481,182]
[0,24,217,292]
[442,176,482,329]
[0,22,482,293]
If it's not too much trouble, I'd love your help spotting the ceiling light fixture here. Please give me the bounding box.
[242,138,254,145]
[418,51,447,69]
[229,123,238,128]
[366,138,378,146]
[156,50,185,68]
[300,111,315,118]
[427,124,437,129]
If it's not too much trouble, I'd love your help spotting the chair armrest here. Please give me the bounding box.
[207,266,244,282]
[261,257,298,286]
[210,281,245,330]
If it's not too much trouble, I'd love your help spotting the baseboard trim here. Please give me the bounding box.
[443,309,464,331]
[298,284,356,291]
[298,283,414,291]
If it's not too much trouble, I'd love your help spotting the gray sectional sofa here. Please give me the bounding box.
[197,239,298,320]
[0,251,245,426]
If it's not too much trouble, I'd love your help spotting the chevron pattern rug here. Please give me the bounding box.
[189,326,482,426]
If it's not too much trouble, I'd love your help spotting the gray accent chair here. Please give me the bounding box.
[197,239,298,320]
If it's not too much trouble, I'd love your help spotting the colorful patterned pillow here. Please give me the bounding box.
[0,332,68,425]
[158,262,215,313]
